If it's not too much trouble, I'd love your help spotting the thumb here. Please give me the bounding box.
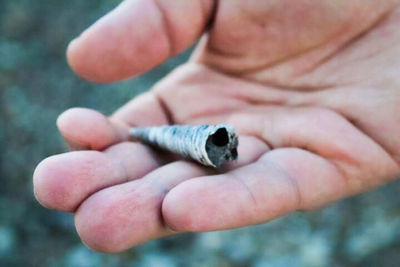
[67,0,215,83]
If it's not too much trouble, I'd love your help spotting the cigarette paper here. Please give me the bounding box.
[129,125,238,168]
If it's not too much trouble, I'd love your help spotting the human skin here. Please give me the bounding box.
[33,0,400,252]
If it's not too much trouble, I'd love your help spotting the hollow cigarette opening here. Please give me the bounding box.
[211,128,229,147]
[206,127,238,167]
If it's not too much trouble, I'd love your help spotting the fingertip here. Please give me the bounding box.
[65,0,171,83]
[162,178,213,232]
[56,107,97,132]
[33,154,77,211]
[66,0,212,82]
[57,108,127,150]
[56,107,79,135]
[163,174,262,232]
[33,151,119,212]
[161,185,192,232]
[66,38,89,81]
[33,158,52,209]
[67,35,115,83]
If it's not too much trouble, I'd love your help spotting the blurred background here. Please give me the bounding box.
[1,0,400,266]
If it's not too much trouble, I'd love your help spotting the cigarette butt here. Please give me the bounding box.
[129,125,238,168]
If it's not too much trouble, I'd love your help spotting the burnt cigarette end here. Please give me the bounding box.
[129,125,239,168]
[206,127,238,167]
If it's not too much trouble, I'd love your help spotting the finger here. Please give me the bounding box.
[73,136,266,252]
[162,107,399,232]
[189,105,398,190]
[228,107,399,193]
[74,161,208,253]
[57,108,128,151]
[33,134,265,213]
[67,0,215,82]
[57,92,170,151]
[162,148,342,232]
[33,142,167,212]
[295,86,400,163]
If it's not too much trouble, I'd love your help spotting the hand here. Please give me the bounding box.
[33,0,400,252]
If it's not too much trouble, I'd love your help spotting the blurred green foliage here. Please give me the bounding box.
[1,0,400,266]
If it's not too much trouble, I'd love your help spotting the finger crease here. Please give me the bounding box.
[264,158,303,210]
[229,172,259,219]
[107,153,130,183]
[153,91,174,124]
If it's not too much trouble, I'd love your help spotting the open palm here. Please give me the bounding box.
[34,0,400,252]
